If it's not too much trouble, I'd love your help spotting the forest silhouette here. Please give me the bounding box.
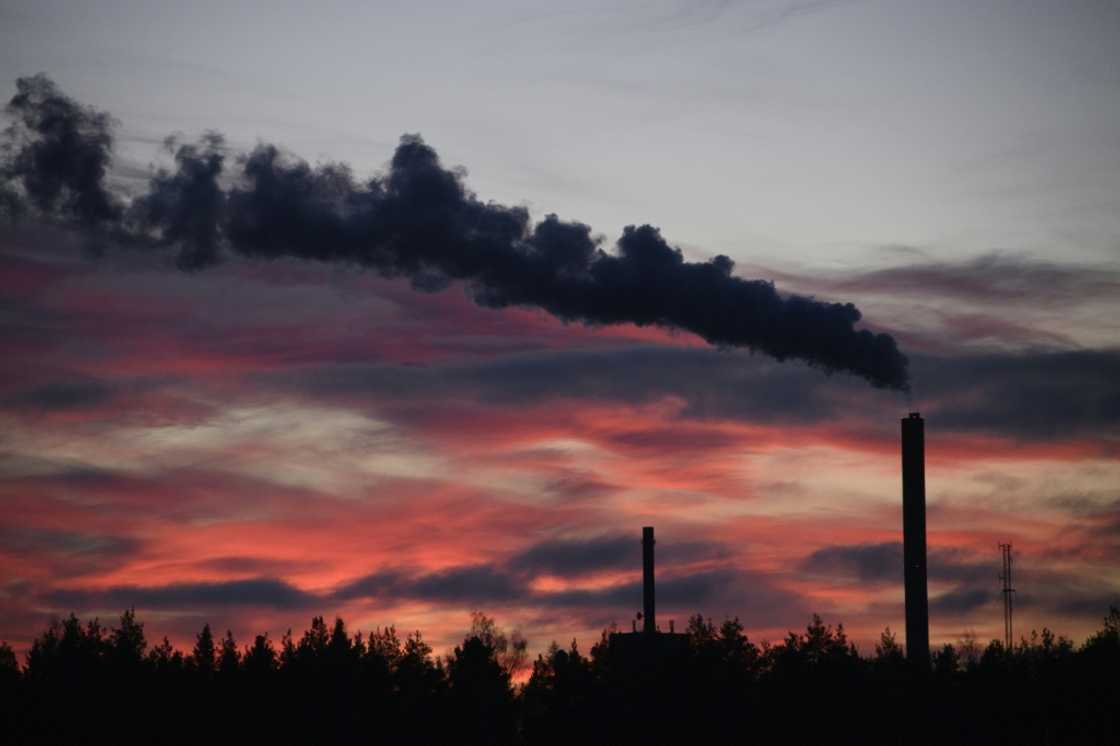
[2,606,1117,745]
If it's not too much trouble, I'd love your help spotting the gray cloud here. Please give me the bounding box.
[334,565,522,604]
[751,253,1120,353]
[534,569,743,609]
[271,345,858,426]
[915,351,1120,438]
[46,578,315,611]
[333,534,725,605]
[0,526,139,561]
[799,542,994,586]
[930,587,993,615]
[507,533,728,578]
[11,379,115,411]
[1045,593,1120,618]
[330,535,796,627]
[334,562,803,630]
[822,253,1120,310]
[272,344,1120,442]
[807,541,1120,624]
[800,542,903,583]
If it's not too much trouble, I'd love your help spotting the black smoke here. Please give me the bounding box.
[1,75,909,389]
[0,74,121,225]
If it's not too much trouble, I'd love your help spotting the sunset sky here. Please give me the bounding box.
[1,0,1118,661]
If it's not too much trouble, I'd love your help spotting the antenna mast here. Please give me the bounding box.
[998,543,1015,649]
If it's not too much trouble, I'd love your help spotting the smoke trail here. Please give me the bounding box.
[1,75,909,389]
[1,75,121,226]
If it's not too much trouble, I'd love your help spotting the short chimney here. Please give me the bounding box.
[642,526,656,635]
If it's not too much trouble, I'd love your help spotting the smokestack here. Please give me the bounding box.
[642,526,655,635]
[901,412,930,666]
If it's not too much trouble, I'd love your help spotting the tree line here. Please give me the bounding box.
[1,607,1116,745]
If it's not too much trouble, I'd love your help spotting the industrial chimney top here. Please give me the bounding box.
[608,526,688,663]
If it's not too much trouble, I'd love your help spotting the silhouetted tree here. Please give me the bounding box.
[874,626,904,666]
[448,619,517,746]
[522,640,595,746]
[279,627,297,669]
[1082,606,1120,659]
[1077,606,1120,744]
[469,611,529,679]
[190,623,216,677]
[5,607,1118,745]
[0,642,18,679]
[218,629,239,677]
[932,643,960,677]
[109,608,146,670]
[147,635,185,683]
[22,615,110,744]
[327,617,353,664]
[0,642,19,740]
[390,630,448,745]
[299,615,330,661]
[678,614,762,741]
[242,633,276,677]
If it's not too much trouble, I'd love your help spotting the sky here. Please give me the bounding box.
[0,0,1118,661]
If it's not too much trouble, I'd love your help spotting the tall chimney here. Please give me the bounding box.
[901,412,930,665]
[642,526,656,635]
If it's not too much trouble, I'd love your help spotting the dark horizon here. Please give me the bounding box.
[3,603,1118,745]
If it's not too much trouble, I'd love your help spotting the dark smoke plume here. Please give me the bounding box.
[1,75,909,389]
[1,75,121,225]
